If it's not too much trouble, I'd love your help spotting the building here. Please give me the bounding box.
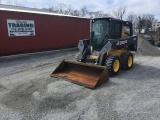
[152,22,160,31]
[0,4,90,56]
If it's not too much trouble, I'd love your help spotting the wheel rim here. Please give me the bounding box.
[113,59,120,72]
[128,56,133,67]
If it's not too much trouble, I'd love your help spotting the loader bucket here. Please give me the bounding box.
[51,60,109,88]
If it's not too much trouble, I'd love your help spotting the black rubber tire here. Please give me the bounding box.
[105,55,120,76]
[120,52,133,70]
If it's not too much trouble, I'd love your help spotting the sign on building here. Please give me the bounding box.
[7,19,35,37]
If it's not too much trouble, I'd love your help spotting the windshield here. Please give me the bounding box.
[91,20,110,51]
[92,20,109,37]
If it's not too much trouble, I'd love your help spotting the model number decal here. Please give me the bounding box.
[117,40,127,45]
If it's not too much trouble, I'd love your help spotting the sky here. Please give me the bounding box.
[1,0,160,20]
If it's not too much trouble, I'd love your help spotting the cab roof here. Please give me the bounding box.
[92,17,131,24]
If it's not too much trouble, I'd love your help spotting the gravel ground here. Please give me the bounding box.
[137,35,160,56]
[0,46,160,120]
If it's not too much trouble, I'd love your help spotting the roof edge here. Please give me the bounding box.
[0,8,90,19]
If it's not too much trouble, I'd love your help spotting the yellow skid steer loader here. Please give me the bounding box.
[51,17,137,88]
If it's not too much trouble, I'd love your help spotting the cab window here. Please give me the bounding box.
[110,22,122,39]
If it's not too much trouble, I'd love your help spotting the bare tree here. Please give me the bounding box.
[48,7,54,12]
[71,10,80,16]
[88,12,94,19]
[146,14,155,29]
[14,0,19,6]
[147,14,155,23]
[48,6,59,13]
[87,11,101,19]
[112,5,127,19]
[64,4,73,15]
[95,11,105,18]
[80,6,88,17]
[127,12,135,22]
[58,3,66,14]
[135,14,147,33]
[88,11,110,19]
[135,14,155,33]
[127,12,137,29]
[154,19,158,22]
[102,12,110,18]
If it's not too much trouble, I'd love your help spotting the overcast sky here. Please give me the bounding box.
[1,0,160,20]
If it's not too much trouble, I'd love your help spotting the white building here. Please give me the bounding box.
[152,22,160,31]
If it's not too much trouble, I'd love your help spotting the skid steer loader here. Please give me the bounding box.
[51,17,137,88]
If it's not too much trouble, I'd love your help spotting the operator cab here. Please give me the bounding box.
[91,18,133,51]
